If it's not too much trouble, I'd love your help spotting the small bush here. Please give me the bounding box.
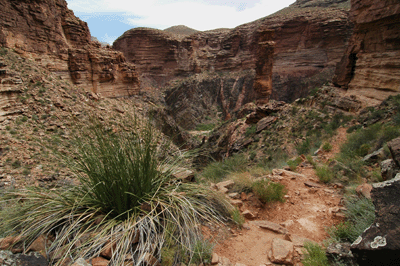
[245,125,257,137]
[191,239,214,265]
[252,179,287,203]
[302,242,329,266]
[287,157,302,171]
[195,123,215,131]
[322,142,333,152]
[230,172,253,193]
[296,138,311,155]
[316,165,333,183]
[230,208,245,228]
[201,154,247,182]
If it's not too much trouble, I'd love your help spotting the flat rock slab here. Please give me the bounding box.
[252,220,288,235]
[216,180,235,191]
[304,181,323,188]
[269,238,294,265]
[285,234,315,247]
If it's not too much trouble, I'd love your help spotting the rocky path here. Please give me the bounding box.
[211,129,348,266]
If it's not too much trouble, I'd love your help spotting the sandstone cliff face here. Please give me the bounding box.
[0,0,139,97]
[262,0,352,102]
[333,0,400,104]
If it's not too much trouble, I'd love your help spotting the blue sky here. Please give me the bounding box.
[66,0,296,44]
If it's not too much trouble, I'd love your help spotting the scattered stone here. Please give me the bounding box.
[362,148,385,163]
[230,199,243,208]
[304,181,323,188]
[387,137,400,167]
[217,256,231,266]
[253,220,288,235]
[380,159,398,181]
[355,183,372,199]
[280,170,307,179]
[100,241,116,259]
[256,116,278,133]
[235,263,247,266]
[91,257,109,266]
[269,238,294,265]
[351,174,400,266]
[27,235,51,252]
[228,193,240,199]
[285,234,315,247]
[326,242,354,262]
[71,258,90,266]
[280,220,294,228]
[173,168,195,183]
[143,253,161,266]
[216,180,235,191]
[0,236,21,250]
[211,253,219,265]
[242,210,256,220]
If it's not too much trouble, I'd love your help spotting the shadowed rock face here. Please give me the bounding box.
[0,0,139,97]
[333,0,400,105]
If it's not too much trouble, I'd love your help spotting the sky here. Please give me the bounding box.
[65,0,296,44]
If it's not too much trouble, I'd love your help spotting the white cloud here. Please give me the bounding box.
[66,0,295,30]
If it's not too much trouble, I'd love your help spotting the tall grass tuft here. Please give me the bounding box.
[302,242,330,266]
[0,118,232,265]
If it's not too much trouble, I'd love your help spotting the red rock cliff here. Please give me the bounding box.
[114,26,275,103]
[0,0,139,97]
[333,0,400,104]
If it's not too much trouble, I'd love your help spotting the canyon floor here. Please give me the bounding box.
[209,128,348,266]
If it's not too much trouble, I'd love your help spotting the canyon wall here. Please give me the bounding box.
[263,0,352,102]
[114,26,274,129]
[0,0,139,97]
[333,0,400,104]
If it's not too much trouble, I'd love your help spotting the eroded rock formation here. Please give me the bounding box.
[0,0,139,97]
[333,0,400,105]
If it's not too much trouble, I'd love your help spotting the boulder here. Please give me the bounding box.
[380,159,398,181]
[355,183,373,199]
[269,238,294,265]
[326,242,354,264]
[362,148,385,163]
[253,220,288,235]
[351,174,400,265]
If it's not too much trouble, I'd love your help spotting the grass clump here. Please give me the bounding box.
[322,142,333,152]
[328,197,375,243]
[316,165,334,183]
[252,179,287,203]
[201,154,248,182]
[287,157,302,171]
[302,242,329,266]
[195,123,215,131]
[245,125,257,137]
[0,118,232,266]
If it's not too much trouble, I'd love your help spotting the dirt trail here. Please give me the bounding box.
[212,128,348,266]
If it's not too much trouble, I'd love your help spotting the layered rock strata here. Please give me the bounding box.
[0,0,139,97]
[114,0,353,107]
[333,0,400,105]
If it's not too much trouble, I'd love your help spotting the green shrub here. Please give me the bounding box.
[245,125,257,137]
[230,208,245,228]
[195,123,215,131]
[191,239,214,265]
[230,172,253,193]
[302,242,329,266]
[316,165,333,183]
[287,157,302,171]
[201,154,248,182]
[252,179,287,203]
[296,138,311,155]
[0,119,232,266]
[322,142,333,152]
